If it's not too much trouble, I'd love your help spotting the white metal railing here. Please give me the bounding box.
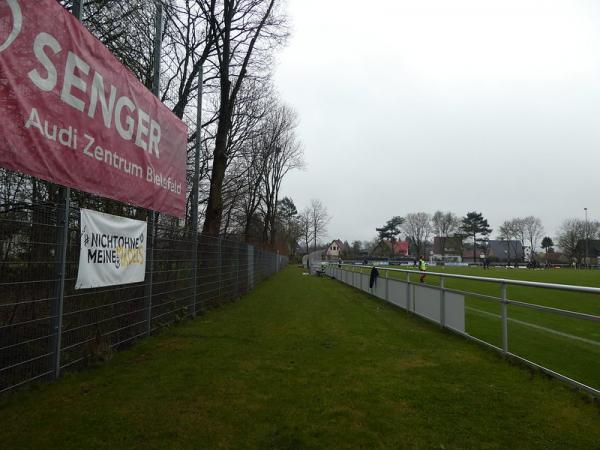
[327,263,600,397]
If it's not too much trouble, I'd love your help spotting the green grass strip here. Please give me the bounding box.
[1,266,599,449]
[355,264,600,389]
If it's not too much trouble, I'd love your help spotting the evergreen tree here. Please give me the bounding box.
[376,216,405,244]
[460,211,492,262]
[541,236,554,265]
[541,236,553,252]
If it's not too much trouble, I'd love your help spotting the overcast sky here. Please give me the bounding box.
[273,0,600,244]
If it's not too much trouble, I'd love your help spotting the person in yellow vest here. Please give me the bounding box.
[418,256,427,283]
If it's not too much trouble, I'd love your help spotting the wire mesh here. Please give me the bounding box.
[0,188,288,394]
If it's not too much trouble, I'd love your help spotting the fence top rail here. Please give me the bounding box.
[332,263,600,295]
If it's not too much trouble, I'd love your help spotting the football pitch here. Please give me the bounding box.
[361,265,600,391]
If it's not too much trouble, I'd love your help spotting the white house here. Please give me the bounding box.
[326,239,346,260]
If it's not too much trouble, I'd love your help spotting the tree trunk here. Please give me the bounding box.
[201,71,231,236]
[202,134,228,236]
[262,202,271,243]
[269,201,277,246]
[201,0,275,238]
[243,217,252,242]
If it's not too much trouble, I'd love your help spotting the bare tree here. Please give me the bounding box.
[215,85,302,244]
[350,240,362,258]
[309,199,331,251]
[511,218,527,253]
[298,207,313,255]
[558,219,586,262]
[558,218,600,263]
[260,104,304,245]
[59,0,162,87]
[275,197,301,257]
[500,217,542,261]
[432,211,459,258]
[164,0,217,118]
[237,139,269,241]
[214,80,274,237]
[202,0,288,236]
[498,219,521,264]
[523,216,544,254]
[403,212,433,257]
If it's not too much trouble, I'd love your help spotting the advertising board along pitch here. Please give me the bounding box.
[0,0,188,218]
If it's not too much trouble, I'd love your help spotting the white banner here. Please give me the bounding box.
[75,209,147,289]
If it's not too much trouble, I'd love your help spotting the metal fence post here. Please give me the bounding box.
[248,245,254,290]
[361,267,364,290]
[50,0,84,381]
[145,2,163,335]
[190,233,197,317]
[217,238,222,300]
[51,186,70,380]
[235,243,240,297]
[190,66,203,317]
[385,269,389,301]
[144,211,155,335]
[439,277,446,327]
[406,273,411,313]
[501,282,509,354]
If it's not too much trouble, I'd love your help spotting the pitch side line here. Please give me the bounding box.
[466,306,600,348]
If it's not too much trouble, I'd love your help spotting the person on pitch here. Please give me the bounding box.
[418,255,427,283]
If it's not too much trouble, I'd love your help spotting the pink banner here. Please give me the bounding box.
[0,0,187,217]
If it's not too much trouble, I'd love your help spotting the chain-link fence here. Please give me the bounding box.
[0,194,287,394]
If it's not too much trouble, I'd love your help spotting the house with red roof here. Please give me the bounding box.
[370,240,410,257]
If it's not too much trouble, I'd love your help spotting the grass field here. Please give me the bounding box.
[354,264,600,390]
[1,266,600,449]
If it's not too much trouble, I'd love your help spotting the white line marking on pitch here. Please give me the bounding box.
[466,306,600,348]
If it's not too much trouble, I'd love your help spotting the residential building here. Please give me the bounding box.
[326,239,347,260]
[392,240,409,256]
[370,240,410,257]
[432,236,463,262]
[575,239,600,263]
[487,240,524,262]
